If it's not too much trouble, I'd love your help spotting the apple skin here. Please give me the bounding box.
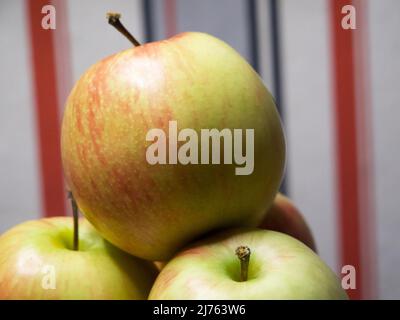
[259,193,316,251]
[149,229,347,300]
[0,217,157,299]
[61,32,286,261]
[154,261,166,271]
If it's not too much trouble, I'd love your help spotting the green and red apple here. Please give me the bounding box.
[61,31,285,261]
[0,217,157,299]
[260,193,316,251]
[149,229,347,299]
[153,193,316,271]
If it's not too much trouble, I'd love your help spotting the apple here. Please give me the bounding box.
[149,228,347,299]
[154,261,166,271]
[259,193,316,251]
[0,217,157,299]
[61,15,285,261]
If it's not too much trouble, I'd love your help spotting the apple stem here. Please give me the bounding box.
[107,12,141,47]
[68,191,79,251]
[236,246,251,282]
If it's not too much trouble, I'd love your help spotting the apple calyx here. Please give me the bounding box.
[107,12,141,47]
[235,246,251,282]
[68,191,79,251]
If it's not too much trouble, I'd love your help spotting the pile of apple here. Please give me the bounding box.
[0,14,347,300]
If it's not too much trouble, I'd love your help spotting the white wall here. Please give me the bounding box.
[368,0,400,299]
[1,0,400,299]
[280,0,338,271]
[0,0,41,231]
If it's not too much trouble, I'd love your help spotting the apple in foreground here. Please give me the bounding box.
[149,229,347,299]
[0,217,157,299]
[61,15,285,261]
[260,193,316,251]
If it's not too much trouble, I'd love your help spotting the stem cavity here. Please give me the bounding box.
[68,191,79,251]
[235,246,251,282]
[107,12,141,47]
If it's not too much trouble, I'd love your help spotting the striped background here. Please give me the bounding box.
[1,0,399,299]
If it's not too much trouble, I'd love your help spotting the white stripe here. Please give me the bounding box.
[0,0,41,232]
[176,0,251,62]
[53,0,73,117]
[368,0,400,300]
[67,0,145,83]
[280,0,338,271]
[256,0,275,94]
[353,0,377,299]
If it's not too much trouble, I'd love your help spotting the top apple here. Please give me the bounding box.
[61,32,285,261]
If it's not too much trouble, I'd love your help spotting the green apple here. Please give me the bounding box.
[260,193,316,251]
[61,16,285,261]
[149,228,347,299]
[0,217,157,299]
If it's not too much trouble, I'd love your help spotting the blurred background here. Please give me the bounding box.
[0,0,399,299]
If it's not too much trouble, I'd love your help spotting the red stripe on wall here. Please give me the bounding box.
[330,0,362,299]
[330,0,376,299]
[164,0,177,37]
[26,0,66,217]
